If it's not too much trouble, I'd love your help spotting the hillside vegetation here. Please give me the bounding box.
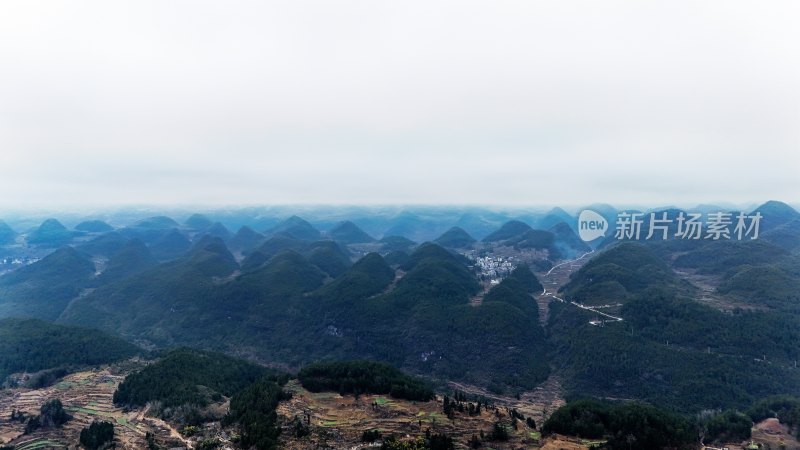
[298,360,434,401]
[0,318,139,384]
[113,348,284,409]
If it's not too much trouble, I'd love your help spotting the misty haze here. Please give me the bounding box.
[1,2,799,450]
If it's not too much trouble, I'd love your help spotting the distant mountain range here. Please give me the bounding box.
[1,200,799,415]
[0,229,552,391]
[4,200,796,251]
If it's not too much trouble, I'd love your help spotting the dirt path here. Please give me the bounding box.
[140,405,193,449]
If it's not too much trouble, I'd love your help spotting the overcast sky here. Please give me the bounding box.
[0,1,798,209]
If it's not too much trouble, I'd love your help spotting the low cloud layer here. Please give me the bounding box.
[1,1,798,208]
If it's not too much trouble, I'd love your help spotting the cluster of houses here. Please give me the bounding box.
[1,256,38,266]
[471,255,516,283]
[0,256,38,276]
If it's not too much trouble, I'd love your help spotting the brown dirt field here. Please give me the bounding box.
[750,418,800,449]
[0,361,193,449]
[702,419,800,450]
[448,374,566,427]
[539,434,592,450]
[277,380,547,449]
[757,417,785,435]
[0,365,150,449]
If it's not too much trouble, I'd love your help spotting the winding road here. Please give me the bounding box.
[539,250,624,324]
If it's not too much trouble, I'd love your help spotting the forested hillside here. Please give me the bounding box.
[0,318,139,384]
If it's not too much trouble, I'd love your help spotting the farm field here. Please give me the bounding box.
[0,362,189,449]
[277,379,571,449]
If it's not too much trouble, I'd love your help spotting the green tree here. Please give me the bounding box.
[80,421,115,450]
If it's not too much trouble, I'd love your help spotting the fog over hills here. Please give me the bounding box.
[1,200,799,449]
[2,2,798,447]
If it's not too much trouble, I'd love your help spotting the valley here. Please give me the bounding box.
[1,0,797,444]
[1,201,800,449]
[535,249,626,326]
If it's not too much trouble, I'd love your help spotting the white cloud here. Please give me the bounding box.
[0,0,798,207]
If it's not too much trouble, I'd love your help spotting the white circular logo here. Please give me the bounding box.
[577,209,609,242]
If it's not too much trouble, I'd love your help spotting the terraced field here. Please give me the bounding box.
[276,379,575,449]
[0,362,188,449]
